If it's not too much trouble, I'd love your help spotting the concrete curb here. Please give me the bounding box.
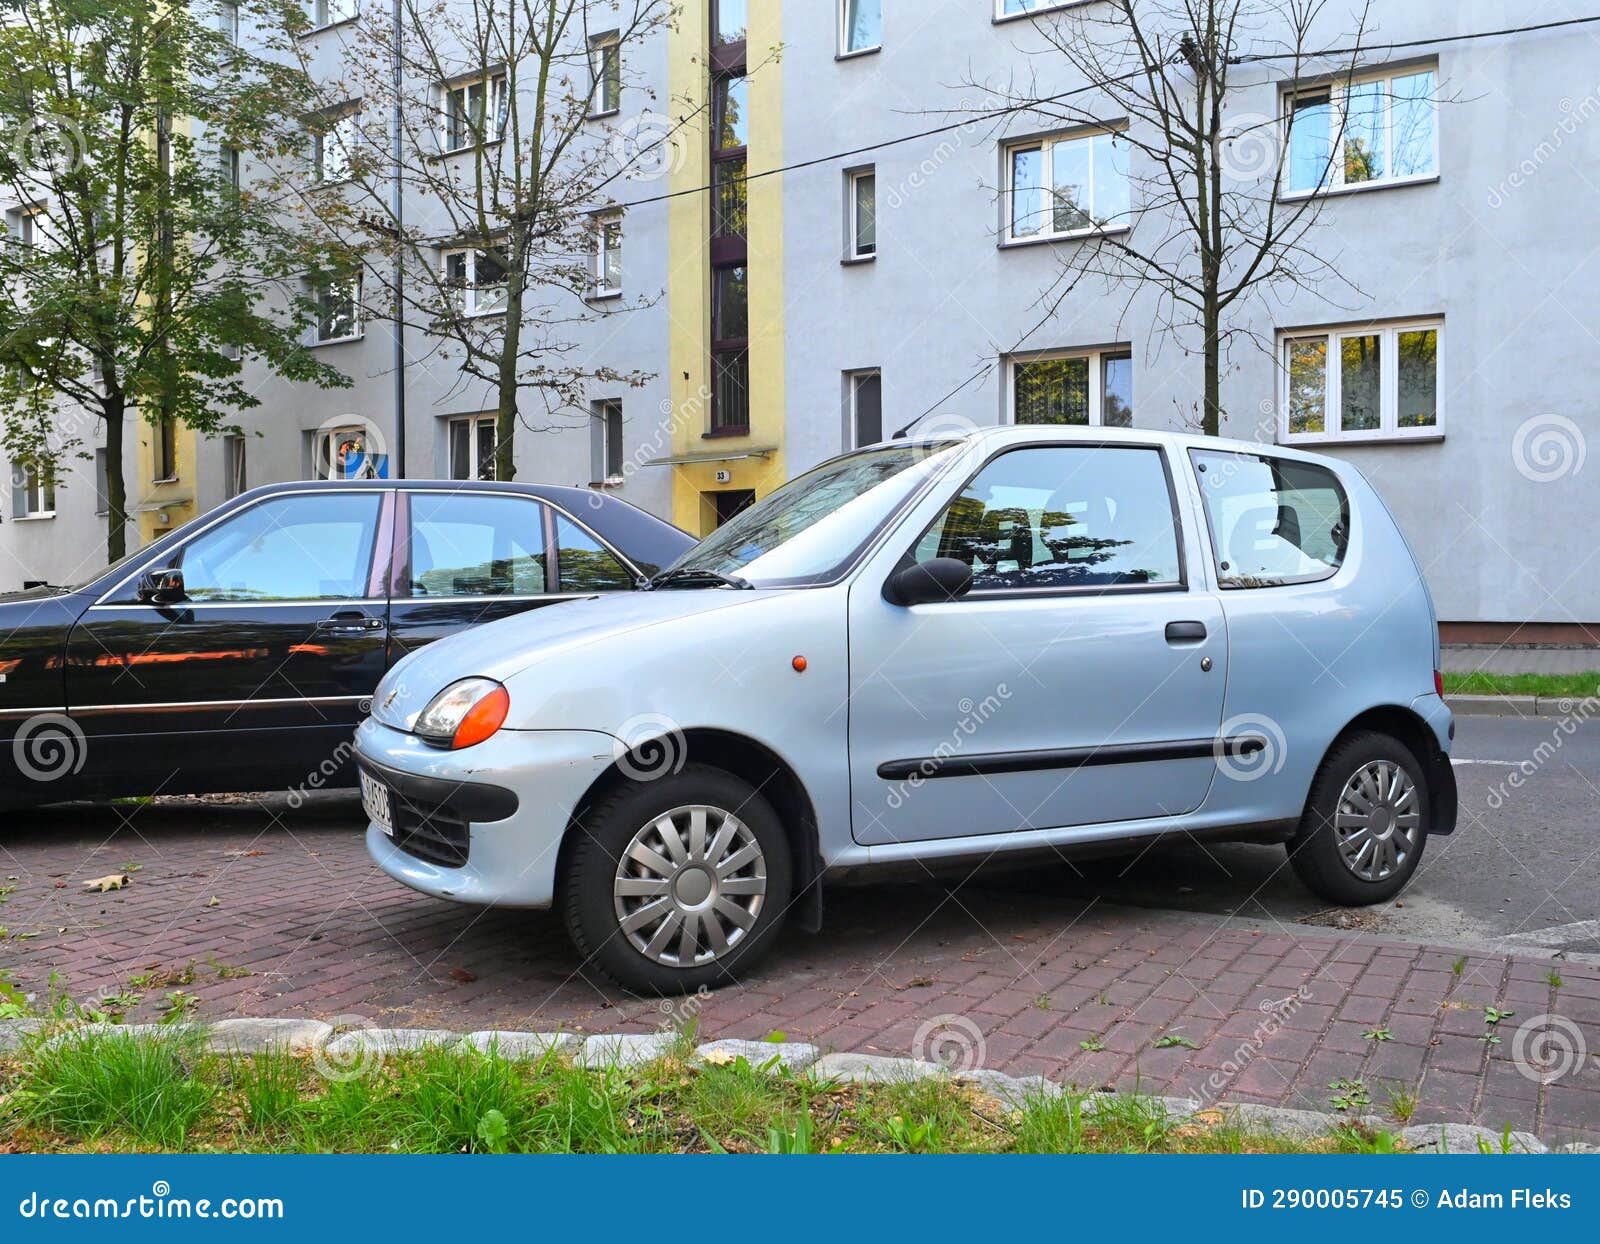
[1447,693,1586,717]
[1,1018,1587,1151]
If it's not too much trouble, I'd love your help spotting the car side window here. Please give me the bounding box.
[554,515,636,593]
[406,493,548,597]
[913,445,1183,592]
[174,492,382,602]
[1189,449,1350,588]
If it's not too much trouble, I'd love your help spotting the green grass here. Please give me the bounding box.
[0,1029,1420,1155]
[1442,671,1600,699]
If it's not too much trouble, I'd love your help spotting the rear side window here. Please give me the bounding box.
[914,445,1183,592]
[406,493,548,597]
[555,515,635,592]
[1190,450,1349,588]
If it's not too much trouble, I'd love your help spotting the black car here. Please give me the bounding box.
[0,479,691,809]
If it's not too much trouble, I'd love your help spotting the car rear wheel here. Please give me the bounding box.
[561,765,792,993]
[1287,731,1428,906]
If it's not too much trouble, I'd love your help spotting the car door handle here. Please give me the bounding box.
[1165,620,1207,643]
[317,614,386,635]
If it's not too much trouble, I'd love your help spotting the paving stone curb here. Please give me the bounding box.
[1446,693,1582,717]
[0,1019,1573,1150]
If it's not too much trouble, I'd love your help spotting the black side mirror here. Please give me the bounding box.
[137,567,186,605]
[883,557,973,607]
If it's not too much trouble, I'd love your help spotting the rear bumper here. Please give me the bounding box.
[1412,692,1458,836]
[356,717,621,908]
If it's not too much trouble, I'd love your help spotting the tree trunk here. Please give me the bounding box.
[1203,298,1221,438]
[103,395,128,564]
[493,257,526,482]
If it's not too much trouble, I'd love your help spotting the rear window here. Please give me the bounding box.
[1190,450,1349,588]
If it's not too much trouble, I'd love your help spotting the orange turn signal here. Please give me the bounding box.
[792,655,807,672]
[452,684,510,749]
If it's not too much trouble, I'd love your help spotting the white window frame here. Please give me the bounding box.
[218,2,241,43]
[1005,347,1133,428]
[994,0,1083,21]
[440,73,508,153]
[447,414,498,481]
[224,434,247,499]
[311,272,362,344]
[838,0,882,57]
[1003,127,1131,244]
[589,33,621,117]
[592,400,624,485]
[846,166,875,261]
[593,212,623,297]
[845,369,882,448]
[1277,319,1444,445]
[1280,65,1439,201]
[312,108,359,184]
[313,425,384,480]
[441,246,508,317]
[309,0,358,30]
[12,463,55,519]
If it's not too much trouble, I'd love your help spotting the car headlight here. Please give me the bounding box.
[414,677,510,750]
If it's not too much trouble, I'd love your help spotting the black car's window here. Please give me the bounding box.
[176,493,382,601]
[915,446,1183,592]
[555,515,635,593]
[407,493,547,597]
[1189,449,1349,588]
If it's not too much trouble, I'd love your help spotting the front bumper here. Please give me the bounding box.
[356,717,621,908]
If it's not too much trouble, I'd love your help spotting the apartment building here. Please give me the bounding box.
[5,0,1600,641]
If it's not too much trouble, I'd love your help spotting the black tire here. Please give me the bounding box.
[1287,730,1429,906]
[561,764,792,994]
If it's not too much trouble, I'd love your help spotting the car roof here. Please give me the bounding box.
[875,424,1347,469]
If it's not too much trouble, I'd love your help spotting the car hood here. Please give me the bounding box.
[373,588,776,729]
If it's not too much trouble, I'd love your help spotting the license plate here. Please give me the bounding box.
[360,770,394,835]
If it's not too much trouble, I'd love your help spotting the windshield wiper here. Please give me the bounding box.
[645,567,753,591]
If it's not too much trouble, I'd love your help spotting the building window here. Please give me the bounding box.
[713,74,748,151]
[218,2,240,43]
[713,0,746,46]
[154,417,178,482]
[846,167,875,260]
[310,0,358,29]
[12,463,55,518]
[448,414,497,481]
[311,271,361,342]
[94,448,109,515]
[846,370,882,447]
[839,0,881,56]
[1280,320,1441,443]
[1285,67,1436,197]
[442,246,508,316]
[224,434,247,498]
[711,265,748,433]
[712,159,747,239]
[590,33,621,116]
[996,1,1074,16]
[1005,128,1130,243]
[1010,349,1134,427]
[312,107,359,183]
[441,74,508,152]
[593,214,622,296]
[220,144,241,191]
[591,400,624,484]
[314,425,387,479]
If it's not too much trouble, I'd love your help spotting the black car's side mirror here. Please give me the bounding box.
[137,567,186,605]
[883,557,973,607]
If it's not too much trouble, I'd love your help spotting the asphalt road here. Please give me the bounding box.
[1024,715,1600,956]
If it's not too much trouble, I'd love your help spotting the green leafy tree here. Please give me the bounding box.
[0,0,357,564]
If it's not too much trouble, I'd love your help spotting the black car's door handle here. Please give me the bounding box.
[1165,620,1207,643]
[317,613,386,636]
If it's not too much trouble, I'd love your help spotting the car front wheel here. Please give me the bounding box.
[561,765,793,993]
[1287,731,1429,906]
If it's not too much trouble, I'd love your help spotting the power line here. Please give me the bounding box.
[618,14,1600,211]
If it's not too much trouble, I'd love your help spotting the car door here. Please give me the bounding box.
[63,488,391,792]
[847,441,1228,846]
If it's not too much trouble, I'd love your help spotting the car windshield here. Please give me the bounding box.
[667,443,960,587]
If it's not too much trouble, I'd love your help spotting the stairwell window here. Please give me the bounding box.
[441,74,508,152]
[593,214,623,296]
[1005,128,1130,243]
[1284,67,1437,198]
[846,167,876,260]
[591,400,624,485]
[590,33,621,116]
[1280,321,1442,443]
[442,246,509,316]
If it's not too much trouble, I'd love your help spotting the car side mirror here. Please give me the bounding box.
[883,557,973,607]
[137,567,186,605]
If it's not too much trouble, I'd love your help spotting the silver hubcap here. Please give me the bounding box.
[1335,760,1421,882]
[613,804,767,968]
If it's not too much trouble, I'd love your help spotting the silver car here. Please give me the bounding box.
[356,427,1457,992]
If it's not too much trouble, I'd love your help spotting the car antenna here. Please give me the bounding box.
[890,362,994,439]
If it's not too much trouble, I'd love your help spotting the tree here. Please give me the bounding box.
[303,0,677,481]
[967,0,1387,435]
[0,0,355,563]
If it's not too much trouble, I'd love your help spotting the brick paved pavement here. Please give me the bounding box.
[2,795,1597,1143]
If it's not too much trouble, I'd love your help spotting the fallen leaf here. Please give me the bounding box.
[205,896,220,908]
[701,1050,736,1066]
[449,967,477,983]
[83,874,130,893]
